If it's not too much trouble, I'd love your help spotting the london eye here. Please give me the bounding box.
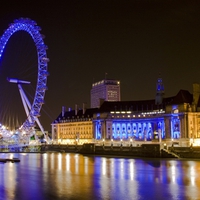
[0,18,49,140]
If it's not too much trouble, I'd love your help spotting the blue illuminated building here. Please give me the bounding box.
[93,79,200,146]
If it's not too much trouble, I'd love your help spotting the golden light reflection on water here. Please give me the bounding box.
[130,160,134,180]
[3,162,16,200]
[1,153,200,199]
[190,166,195,186]
[102,157,106,175]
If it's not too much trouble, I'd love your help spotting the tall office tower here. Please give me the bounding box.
[90,79,121,108]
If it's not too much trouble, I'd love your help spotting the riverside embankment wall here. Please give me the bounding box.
[1,144,200,159]
[40,144,200,158]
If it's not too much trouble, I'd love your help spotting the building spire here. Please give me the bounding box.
[155,74,164,105]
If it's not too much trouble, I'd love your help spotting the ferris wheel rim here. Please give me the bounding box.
[0,18,49,132]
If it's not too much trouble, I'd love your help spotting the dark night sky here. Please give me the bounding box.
[0,0,200,131]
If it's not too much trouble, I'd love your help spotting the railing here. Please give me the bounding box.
[162,148,180,158]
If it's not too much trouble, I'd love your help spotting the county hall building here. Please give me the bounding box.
[52,78,200,147]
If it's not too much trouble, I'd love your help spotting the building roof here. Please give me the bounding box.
[53,108,99,123]
[53,89,194,123]
[98,89,193,113]
[170,89,193,104]
[99,99,159,112]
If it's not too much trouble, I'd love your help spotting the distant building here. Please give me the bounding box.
[90,79,120,108]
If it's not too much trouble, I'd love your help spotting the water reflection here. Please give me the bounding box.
[0,153,200,200]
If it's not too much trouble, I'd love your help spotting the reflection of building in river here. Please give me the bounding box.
[52,77,200,146]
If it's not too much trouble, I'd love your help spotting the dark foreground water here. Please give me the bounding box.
[0,153,200,200]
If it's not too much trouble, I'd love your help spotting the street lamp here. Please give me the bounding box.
[121,139,123,146]
[130,138,132,147]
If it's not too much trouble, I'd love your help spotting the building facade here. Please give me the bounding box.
[51,106,98,144]
[52,79,200,147]
[92,83,200,147]
[90,79,121,108]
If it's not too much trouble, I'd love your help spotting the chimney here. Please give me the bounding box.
[62,106,66,117]
[193,83,200,105]
[75,104,78,115]
[83,103,87,114]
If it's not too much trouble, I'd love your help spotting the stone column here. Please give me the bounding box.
[180,115,184,139]
[106,120,112,139]
[126,122,129,138]
[144,123,147,141]
[164,117,171,139]
[57,125,60,139]
[130,121,133,138]
[115,122,117,138]
[158,128,162,143]
[153,122,157,139]
[102,120,106,139]
[94,121,98,139]
[51,124,55,140]
[120,123,122,139]
[194,113,198,139]
[184,113,189,138]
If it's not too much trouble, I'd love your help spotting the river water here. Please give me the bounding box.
[0,153,200,200]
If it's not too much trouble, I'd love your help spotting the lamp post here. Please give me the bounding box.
[130,138,132,147]
[111,139,113,147]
